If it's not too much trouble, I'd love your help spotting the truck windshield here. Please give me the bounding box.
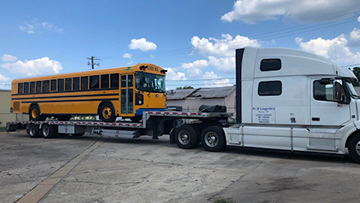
[345,81,359,98]
[135,72,165,93]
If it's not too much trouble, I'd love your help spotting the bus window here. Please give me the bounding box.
[36,81,41,93]
[101,74,109,89]
[121,75,133,87]
[51,80,57,91]
[135,72,165,93]
[73,77,79,91]
[111,74,119,89]
[18,83,23,94]
[30,82,35,93]
[43,80,50,93]
[24,82,29,94]
[81,76,88,90]
[58,79,64,92]
[90,75,99,89]
[65,78,72,91]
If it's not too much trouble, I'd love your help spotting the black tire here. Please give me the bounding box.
[42,124,56,138]
[201,126,226,152]
[99,103,116,122]
[348,134,360,163]
[174,125,199,149]
[29,105,45,121]
[28,124,41,138]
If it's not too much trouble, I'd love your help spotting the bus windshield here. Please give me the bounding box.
[135,72,165,93]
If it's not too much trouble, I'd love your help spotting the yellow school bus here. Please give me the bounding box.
[10,63,167,122]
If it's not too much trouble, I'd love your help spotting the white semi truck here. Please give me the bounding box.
[7,47,360,163]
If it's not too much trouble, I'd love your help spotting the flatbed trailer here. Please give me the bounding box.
[6,110,231,150]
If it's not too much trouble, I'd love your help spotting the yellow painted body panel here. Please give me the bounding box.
[10,63,166,119]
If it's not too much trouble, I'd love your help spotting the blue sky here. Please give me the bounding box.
[1,0,360,90]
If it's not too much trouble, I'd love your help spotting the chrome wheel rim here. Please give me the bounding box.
[178,130,190,145]
[356,140,360,157]
[43,126,49,137]
[29,127,35,137]
[204,131,219,147]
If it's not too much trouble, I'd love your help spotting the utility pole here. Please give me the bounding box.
[87,56,100,69]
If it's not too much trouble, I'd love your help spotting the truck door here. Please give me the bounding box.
[310,78,351,126]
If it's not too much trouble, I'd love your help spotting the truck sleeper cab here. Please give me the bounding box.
[220,47,360,163]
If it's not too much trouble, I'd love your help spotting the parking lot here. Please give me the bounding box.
[1,131,360,203]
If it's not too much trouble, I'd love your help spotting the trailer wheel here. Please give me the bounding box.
[201,126,226,152]
[28,124,41,138]
[99,103,116,122]
[348,134,360,163]
[174,125,199,149]
[42,124,56,138]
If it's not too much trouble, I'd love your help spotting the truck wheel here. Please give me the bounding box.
[201,126,226,152]
[28,124,41,138]
[42,124,56,138]
[99,103,116,122]
[174,125,199,149]
[348,134,360,163]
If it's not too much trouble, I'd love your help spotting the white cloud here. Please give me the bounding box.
[349,28,360,47]
[203,71,231,87]
[208,56,235,73]
[122,53,132,58]
[191,34,260,57]
[358,16,360,22]
[2,57,63,76]
[1,54,17,62]
[296,35,360,64]
[183,34,259,77]
[20,20,63,34]
[181,59,208,78]
[166,68,187,81]
[0,74,10,81]
[129,38,157,51]
[221,0,360,24]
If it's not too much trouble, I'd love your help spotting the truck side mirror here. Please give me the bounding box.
[333,79,344,103]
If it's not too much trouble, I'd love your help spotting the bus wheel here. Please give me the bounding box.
[201,126,226,152]
[42,124,56,138]
[28,124,41,138]
[99,103,116,122]
[29,105,44,121]
[348,134,360,163]
[174,125,199,149]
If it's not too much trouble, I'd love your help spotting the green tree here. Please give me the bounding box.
[176,85,194,90]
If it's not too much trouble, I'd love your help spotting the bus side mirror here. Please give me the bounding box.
[333,79,345,103]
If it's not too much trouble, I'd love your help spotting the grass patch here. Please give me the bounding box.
[215,199,234,203]
[0,127,6,132]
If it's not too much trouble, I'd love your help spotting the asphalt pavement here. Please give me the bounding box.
[1,131,360,203]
